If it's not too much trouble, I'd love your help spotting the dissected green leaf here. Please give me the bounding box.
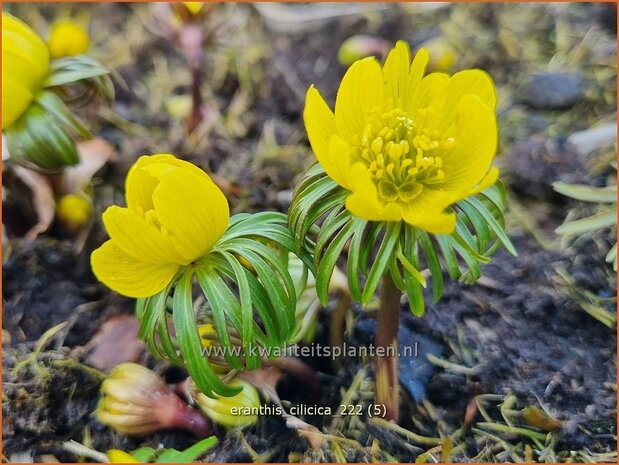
[555,208,617,236]
[553,182,617,203]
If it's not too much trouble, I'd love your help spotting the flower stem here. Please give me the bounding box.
[374,272,400,422]
[329,290,351,350]
[162,392,214,438]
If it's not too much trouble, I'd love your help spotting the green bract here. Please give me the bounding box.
[136,211,311,398]
[289,163,516,315]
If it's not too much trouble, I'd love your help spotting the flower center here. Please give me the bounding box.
[350,108,455,203]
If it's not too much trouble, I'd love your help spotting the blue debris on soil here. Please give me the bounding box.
[353,317,444,403]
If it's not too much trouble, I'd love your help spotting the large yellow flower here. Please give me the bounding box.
[91,154,229,298]
[304,41,498,234]
[2,13,50,129]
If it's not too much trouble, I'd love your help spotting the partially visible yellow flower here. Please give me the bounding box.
[304,41,498,234]
[421,38,456,72]
[91,154,229,298]
[96,363,211,437]
[2,13,50,129]
[48,19,89,59]
[56,194,92,231]
[193,377,260,428]
[107,450,140,463]
[183,2,204,15]
[198,323,231,374]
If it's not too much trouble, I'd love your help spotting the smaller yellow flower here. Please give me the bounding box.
[193,378,260,428]
[107,450,140,463]
[56,194,92,231]
[96,363,211,437]
[48,19,89,59]
[91,154,229,298]
[2,13,50,129]
[198,324,231,374]
[183,2,205,15]
[422,38,456,72]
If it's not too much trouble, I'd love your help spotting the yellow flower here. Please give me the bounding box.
[198,323,231,374]
[91,154,229,298]
[56,194,92,231]
[2,13,50,129]
[48,19,89,59]
[304,41,498,234]
[183,2,204,15]
[107,450,140,463]
[193,378,260,428]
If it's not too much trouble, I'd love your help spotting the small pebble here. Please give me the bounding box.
[522,72,584,110]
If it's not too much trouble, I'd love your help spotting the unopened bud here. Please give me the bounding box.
[48,19,89,59]
[56,194,92,232]
[338,35,390,66]
[419,38,456,72]
[191,377,260,428]
[96,363,212,437]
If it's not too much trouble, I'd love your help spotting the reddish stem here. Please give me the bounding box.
[157,392,213,438]
[373,273,400,422]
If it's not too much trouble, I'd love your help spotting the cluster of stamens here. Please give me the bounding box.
[350,108,455,203]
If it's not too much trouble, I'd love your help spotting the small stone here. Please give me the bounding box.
[352,317,443,403]
[521,72,584,110]
[398,324,443,403]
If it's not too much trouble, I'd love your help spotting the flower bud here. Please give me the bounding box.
[198,323,233,374]
[2,13,50,129]
[96,363,212,437]
[48,19,89,59]
[56,194,92,232]
[338,35,390,67]
[419,38,456,72]
[191,377,260,428]
[106,450,140,463]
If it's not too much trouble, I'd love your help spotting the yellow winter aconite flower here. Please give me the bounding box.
[91,154,229,298]
[56,194,92,231]
[304,41,499,234]
[48,19,89,59]
[107,450,140,463]
[2,13,50,129]
[193,378,260,428]
[183,2,205,15]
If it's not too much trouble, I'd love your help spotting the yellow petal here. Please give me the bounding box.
[126,154,207,214]
[106,450,140,463]
[323,135,353,190]
[383,41,412,108]
[148,165,229,261]
[469,166,499,195]
[304,85,337,171]
[345,163,403,222]
[404,47,430,110]
[91,240,178,298]
[447,69,496,110]
[334,57,384,141]
[2,78,34,128]
[401,189,458,234]
[102,206,182,263]
[2,13,50,128]
[434,69,497,133]
[408,72,449,118]
[183,2,204,15]
[440,94,497,191]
